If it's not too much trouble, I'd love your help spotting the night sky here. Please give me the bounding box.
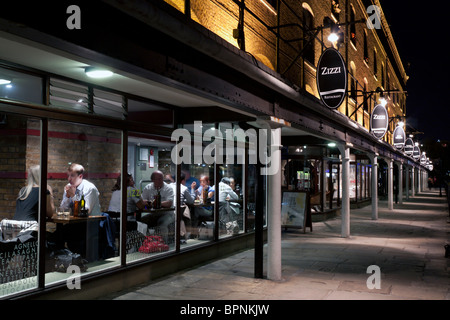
[378,1,450,142]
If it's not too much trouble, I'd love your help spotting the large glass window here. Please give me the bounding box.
[45,120,122,286]
[126,133,177,263]
[0,114,41,297]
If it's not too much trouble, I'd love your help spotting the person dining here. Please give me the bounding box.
[60,163,101,215]
[140,170,174,244]
[14,165,55,221]
[108,173,144,215]
[217,177,240,233]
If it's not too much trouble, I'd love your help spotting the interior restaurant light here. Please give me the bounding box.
[0,78,11,85]
[84,67,113,79]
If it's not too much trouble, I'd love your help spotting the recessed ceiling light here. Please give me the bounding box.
[0,79,11,85]
[85,67,113,79]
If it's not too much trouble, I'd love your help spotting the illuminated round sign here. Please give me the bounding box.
[370,104,389,139]
[413,145,420,160]
[404,138,414,156]
[393,126,406,150]
[316,48,347,109]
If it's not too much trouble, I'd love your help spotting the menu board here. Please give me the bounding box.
[281,191,312,233]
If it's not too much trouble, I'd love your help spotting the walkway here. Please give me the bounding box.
[100,189,449,300]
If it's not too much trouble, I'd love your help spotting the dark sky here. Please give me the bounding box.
[378,1,450,142]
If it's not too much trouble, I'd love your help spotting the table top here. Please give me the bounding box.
[191,201,214,207]
[141,207,175,213]
[50,214,105,224]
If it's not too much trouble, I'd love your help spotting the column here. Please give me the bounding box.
[368,153,378,220]
[387,159,393,210]
[405,165,410,200]
[411,167,415,198]
[398,162,403,204]
[267,127,282,281]
[338,143,350,238]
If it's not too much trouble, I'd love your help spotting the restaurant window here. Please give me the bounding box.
[0,66,43,104]
[217,122,245,238]
[176,122,218,246]
[126,132,176,263]
[45,120,122,286]
[0,114,41,297]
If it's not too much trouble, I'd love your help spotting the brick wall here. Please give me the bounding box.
[164,0,407,138]
[0,116,122,220]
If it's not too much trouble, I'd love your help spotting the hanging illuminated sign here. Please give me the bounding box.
[393,126,406,150]
[316,48,347,109]
[413,145,420,160]
[370,104,389,139]
[404,138,414,156]
[420,153,427,165]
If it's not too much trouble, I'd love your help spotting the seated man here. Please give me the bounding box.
[217,177,240,233]
[59,163,101,258]
[141,170,174,244]
[60,163,101,215]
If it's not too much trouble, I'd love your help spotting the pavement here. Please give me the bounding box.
[100,189,449,301]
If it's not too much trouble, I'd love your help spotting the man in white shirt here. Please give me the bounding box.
[141,170,174,244]
[60,163,101,215]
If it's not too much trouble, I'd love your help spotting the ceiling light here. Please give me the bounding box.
[0,79,11,85]
[85,67,113,79]
[328,142,336,147]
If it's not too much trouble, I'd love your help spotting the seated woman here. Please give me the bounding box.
[14,165,55,221]
[108,173,144,216]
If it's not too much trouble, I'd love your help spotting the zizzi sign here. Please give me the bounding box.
[316,48,347,109]
[370,104,388,139]
[393,126,406,150]
[404,138,414,156]
[413,145,420,160]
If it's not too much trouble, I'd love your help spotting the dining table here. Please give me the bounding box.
[49,214,106,262]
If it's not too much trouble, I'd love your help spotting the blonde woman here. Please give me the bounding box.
[14,165,55,221]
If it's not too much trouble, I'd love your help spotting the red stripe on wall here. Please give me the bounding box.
[0,129,121,144]
[0,172,121,179]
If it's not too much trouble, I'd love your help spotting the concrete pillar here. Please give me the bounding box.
[321,159,327,210]
[266,127,282,281]
[368,153,378,220]
[338,143,350,238]
[398,162,403,204]
[387,159,393,210]
[411,167,415,198]
[405,166,410,200]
